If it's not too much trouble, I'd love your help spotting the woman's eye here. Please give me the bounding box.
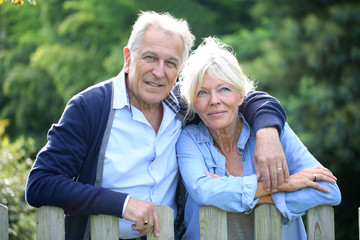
[145,56,154,60]
[219,87,231,92]
[197,90,207,96]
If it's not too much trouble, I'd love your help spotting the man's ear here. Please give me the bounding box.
[123,47,131,73]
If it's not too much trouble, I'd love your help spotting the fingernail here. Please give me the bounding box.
[266,188,270,192]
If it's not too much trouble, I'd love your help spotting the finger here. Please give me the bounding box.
[276,166,284,188]
[261,167,271,192]
[205,171,220,179]
[269,166,278,192]
[310,182,330,193]
[281,159,290,182]
[254,161,262,181]
[313,173,336,184]
[153,208,160,237]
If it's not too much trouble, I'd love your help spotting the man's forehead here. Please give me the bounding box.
[138,28,183,54]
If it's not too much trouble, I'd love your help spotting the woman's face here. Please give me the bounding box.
[193,73,244,131]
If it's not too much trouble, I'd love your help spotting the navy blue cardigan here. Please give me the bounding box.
[26,78,286,239]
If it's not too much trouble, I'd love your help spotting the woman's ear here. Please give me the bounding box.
[123,47,131,73]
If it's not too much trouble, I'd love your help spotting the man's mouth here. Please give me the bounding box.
[146,82,162,87]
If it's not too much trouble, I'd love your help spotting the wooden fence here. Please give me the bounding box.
[0,203,353,240]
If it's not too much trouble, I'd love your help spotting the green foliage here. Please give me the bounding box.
[222,1,360,239]
[0,119,36,239]
[0,0,358,239]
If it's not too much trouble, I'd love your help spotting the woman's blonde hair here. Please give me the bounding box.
[179,36,255,118]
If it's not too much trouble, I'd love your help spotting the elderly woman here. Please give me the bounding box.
[176,37,341,240]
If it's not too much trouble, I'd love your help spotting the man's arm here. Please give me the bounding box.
[25,94,127,217]
[239,91,289,192]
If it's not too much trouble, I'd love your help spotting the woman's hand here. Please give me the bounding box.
[279,166,337,193]
[205,171,221,179]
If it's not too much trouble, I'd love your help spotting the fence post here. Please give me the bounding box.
[199,206,227,240]
[147,205,174,240]
[36,206,65,240]
[0,204,8,240]
[358,207,360,240]
[254,204,281,240]
[90,214,119,240]
[307,205,335,240]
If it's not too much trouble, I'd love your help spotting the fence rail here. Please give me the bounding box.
[0,203,340,240]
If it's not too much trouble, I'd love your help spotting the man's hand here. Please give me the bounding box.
[123,197,160,237]
[254,127,289,192]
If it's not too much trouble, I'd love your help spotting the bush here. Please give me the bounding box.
[0,119,36,239]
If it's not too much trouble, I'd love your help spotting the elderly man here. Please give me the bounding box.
[26,11,287,240]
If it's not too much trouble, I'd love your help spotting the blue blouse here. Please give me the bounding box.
[176,114,341,240]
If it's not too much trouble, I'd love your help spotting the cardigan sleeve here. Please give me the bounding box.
[239,91,287,133]
[25,88,128,218]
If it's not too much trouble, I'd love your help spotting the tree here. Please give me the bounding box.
[222,1,360,239]
[0,119,36,239]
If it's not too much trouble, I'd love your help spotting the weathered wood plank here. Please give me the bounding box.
[0,204,9,240]
[36,206,64,240]
[147,205,174,240]
[90,214,119,240]
[199,206,227,240]
[254,204,281,240]
[307,205,335,240]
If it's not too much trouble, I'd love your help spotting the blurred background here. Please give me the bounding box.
[0,0,359,239]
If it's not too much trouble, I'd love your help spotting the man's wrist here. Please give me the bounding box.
[256,126,279,137]
[122,195,131,217]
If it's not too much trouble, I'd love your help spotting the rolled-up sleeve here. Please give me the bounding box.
[271,123,342,224]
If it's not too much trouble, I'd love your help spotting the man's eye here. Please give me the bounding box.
[166,61,178,69]
[145,56,154,60]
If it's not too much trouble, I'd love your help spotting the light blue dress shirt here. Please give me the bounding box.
[176,113,341,240]
[101,73,182,239]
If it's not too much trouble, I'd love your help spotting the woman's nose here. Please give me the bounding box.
[209,92,220,105]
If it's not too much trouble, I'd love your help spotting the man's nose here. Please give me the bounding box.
[152,61,165,78]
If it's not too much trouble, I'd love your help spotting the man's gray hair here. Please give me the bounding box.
[127,11,195,65]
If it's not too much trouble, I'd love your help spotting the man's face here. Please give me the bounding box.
[124,27,184,110]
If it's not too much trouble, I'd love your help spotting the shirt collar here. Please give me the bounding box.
[113,70,181,113]
[113,70,131,110]
[196,113,251,150]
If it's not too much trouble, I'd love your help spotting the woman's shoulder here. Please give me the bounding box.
[181,122,211,141]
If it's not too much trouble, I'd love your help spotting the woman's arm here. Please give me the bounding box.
[270,123,342,223]
[206,165,336,199]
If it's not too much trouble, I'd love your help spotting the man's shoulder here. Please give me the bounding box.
[70,78,114,105]
[80,78,113,98]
